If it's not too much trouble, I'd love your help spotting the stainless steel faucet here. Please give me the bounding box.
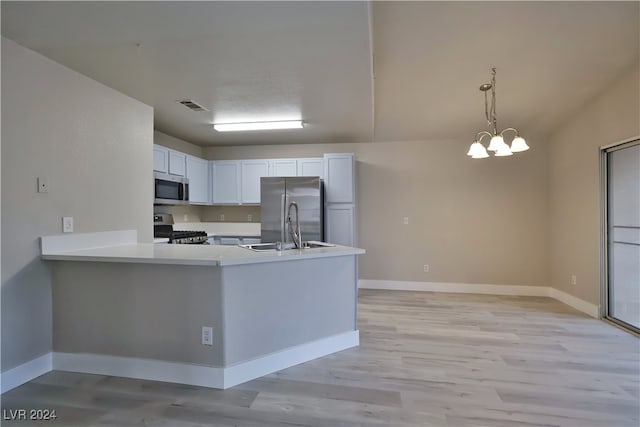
[287,201,302,249]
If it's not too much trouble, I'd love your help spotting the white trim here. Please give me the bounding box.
[549,288,600,318]
[52,330,359,390]
[358,280,599,318]
[599,135,640,151]
[223,330,359,388]
[358,279,548,296]
[53,352,225,388]
[1,353,52,394]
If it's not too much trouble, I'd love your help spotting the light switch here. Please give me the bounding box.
[37,177,49,193]
[62,217,74,233]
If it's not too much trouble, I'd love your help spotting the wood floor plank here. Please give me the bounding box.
[2,290,638,427]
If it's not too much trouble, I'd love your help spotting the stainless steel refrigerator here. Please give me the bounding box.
[261,176,324,245]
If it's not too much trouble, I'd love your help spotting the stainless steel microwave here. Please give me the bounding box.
[154,172,189,205]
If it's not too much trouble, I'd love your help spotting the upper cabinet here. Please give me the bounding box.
[153,145,169,173]
[298,158,324,178]
[168,151,187,177]
[270,159,298,177]
[153,144,186,177]
[154,146,334,207]
[186,155,209,205]
[241,160,270,204]
[211,160,241,205]
[324,153,354,203]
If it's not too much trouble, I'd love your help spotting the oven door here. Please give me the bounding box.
[154,172,189,205]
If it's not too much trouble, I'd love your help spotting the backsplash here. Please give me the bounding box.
[154,205,260,223]
[153,205,203,223]
[201,206,261,223]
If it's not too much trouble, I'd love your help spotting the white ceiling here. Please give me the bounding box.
[2,1,638,147]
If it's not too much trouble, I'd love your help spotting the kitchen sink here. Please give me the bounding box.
[300,241,335,249]
[238,242,282,252]
[239,241,335,252]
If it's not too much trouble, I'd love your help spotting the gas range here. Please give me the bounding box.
[153,214,209,245]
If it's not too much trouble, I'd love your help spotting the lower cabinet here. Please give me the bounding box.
[325,204,355,247]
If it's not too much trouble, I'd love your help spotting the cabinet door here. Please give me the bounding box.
[186,156,209,205]
[325,204,355,247]
[298,158,324,178]
[153,145,169,173]
[324,154,354,203]
[270,159,298,177]
[211,161,241,204]
[168,151,187,177]
[241,160,269,204]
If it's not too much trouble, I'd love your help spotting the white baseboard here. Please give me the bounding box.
[53,330,359,390]
[549,288,600,318]
[53,352,226,388]
[358,279,599,318]
[1,353,52,394]
[358,279,549,296]
[223,330,359,388]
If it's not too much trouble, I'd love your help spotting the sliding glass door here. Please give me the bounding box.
[603,140,640,333]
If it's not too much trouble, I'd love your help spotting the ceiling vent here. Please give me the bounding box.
[177,99,209,112]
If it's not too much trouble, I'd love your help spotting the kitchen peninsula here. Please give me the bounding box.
[41,230,364,389]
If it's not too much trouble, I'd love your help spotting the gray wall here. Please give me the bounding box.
[1,37,154,372]
[549,62,640,305]
[52,263,222,366]
[51,256,356,368]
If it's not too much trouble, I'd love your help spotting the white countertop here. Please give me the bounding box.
[41,230,364,267]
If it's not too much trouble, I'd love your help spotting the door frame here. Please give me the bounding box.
[599,136,640,333]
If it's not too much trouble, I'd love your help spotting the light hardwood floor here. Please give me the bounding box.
[2,290,639,426]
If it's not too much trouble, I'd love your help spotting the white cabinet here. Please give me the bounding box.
[325,204,355,247]
[298,158,324,178]
[324,154,355,247]
[211,160,241,204]
[186,155,209,205]
[270,159,298,177]
[241,160,270,204]
[153,145,169,173]
[324,154,354,203]
[168,150,187,177]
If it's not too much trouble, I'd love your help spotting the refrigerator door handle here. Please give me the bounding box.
[281,193,288,244]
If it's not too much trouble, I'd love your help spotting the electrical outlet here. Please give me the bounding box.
[571,275,577,285]
[37,177,49,193]
[219,214,225,221]
[248,214,252,222]
[403,216,409,225]
[423,264,430,273]
[183,214,188,221]
[62,217,74,233]
[202,326,213,346]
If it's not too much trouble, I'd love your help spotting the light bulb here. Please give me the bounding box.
[487,135,505,151]
[510,136,530,152]
[470,142,489,158]
[495,144,513,156]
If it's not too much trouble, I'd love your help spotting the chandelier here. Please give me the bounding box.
[467,67,529,158]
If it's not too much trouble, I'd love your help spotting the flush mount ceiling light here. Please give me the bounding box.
[467,67,529,159]
[213,120,304,132]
